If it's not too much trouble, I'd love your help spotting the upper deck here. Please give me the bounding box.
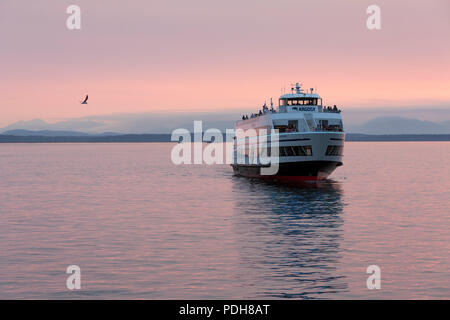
[278,83,323,113]
[236,83,343,133]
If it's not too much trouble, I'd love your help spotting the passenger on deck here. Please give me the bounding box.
[333,105,338,112]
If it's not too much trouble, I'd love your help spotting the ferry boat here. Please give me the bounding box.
[232,83,344,182]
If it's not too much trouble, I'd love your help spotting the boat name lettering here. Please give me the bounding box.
[298,107,316,111]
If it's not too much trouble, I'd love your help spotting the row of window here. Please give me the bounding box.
[237,145,343,158]
[326,145,344,156]
[253,145,313,157]
[281,99,319,106]
[280,145,313,157]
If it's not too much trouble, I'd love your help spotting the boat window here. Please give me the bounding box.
[274,125,288,133]
[325,145,344,156]
[279,146,313,157]
[302,146,312,156]
[316,120,343,132]
[282,98,319,107]
[287,120,298,132]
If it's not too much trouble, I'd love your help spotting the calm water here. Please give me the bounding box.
[0,142,448,299]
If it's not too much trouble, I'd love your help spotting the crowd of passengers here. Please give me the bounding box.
[242,104,273,120]
[241,104,341,120]
[323,105,341,113]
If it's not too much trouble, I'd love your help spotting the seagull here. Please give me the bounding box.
[81,95,88,104]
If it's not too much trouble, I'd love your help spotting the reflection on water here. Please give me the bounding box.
[1,142,448,299]
[231,177,347,299]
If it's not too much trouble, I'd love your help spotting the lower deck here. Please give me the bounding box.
[231,160,342,181]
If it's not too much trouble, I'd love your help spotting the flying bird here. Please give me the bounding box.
[81,95,88,104]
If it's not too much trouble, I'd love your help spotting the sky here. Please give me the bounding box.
[1,0,449,127]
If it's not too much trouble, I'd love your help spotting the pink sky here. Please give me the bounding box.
[1,0,449,126]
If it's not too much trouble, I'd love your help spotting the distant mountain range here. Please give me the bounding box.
[1,129,450,143]
[0,133,174,143]
[0,118,105,133]
[2,129,91,136]
[347,116,450,134]
[2,129,122,137]
[1,132,449,142]
[0,113,240,134]
[1,115,450,136]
